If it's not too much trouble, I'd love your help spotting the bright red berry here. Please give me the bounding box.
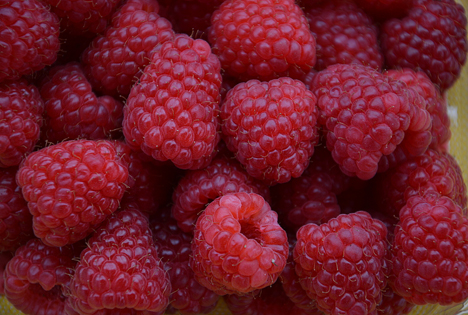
[311,63,412,180]
[221,77,319,185]
[381,0,468,92]
[0,0,60,83]
[81,0,175,97]
[172,156,270,233]
[305,0,384,71]
[16,140,129,247]
[208,0,316,81]
[66,205,171,314]
[123,34,222,170]
[190,192,289,295]
[0,80,43,167]
[294,211,389,315]
[40,62,124,144]
[391,192,468,305]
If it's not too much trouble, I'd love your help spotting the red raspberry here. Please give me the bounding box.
[294,211,389,315]
[172,157,270,233]
[0,80,43,167]
[375,149,467,218]
[43,0,121,35]
[151,211,220,315]
[385,68,451,152]
[352,0,411,20]
[16,140,129,247]
[123,34,222,170]
[305,0,384,71]
[391,192,468,305]
[4,238,77,315]
[377,286,415,315]
[0,0,60,83]
[0,167,33,252]
[0,251,13,295]
[208,0,316,81]
[66,206,171,314]
[221,77,319,185]
[380,0,468,92]
[40,62,124,144]
[311,64,412,180]
[81,0,175,97]
[190,192,288,295]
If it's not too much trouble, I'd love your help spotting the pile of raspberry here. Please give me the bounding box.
[0,0,467,314]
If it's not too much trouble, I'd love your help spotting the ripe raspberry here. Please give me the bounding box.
[81,0,175,97]
[377,286,414,315]
[151,211,219,315]
[221,77,319,184]
[380,0,468,92]
[391,192,468,305]
[0,80,43,168]
[352,0,411,20]
[190,192,288,295]
[16,140,129,247]
[43,0,121,35]
[0,251,13,295]
[4,238,77,315]
[40,62,124,144]
[65,206,171,314]
[294,211,389,315]
[0,167,33,252]
[385,68,451,152]
[172,157,270,233]
[305,0,384,71]
[123,34,222,170]
[375,149,467,218]
[0,0,60,83]
[208,0,316,81]
[311,63,412,180]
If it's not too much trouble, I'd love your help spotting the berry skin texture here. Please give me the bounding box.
[208,0,316,81]
[294,211,389,315]
[123,34,222,170]
[65,206,171,315]
[306,0,384,71]
[391,192,468,305]
[0,0,60,83]
[221,77,319,185]
[4,238,76,315]
[190,192,289,295]
[81,0,175,97]
[172,156,270,233]
[0,80,44,168]
[16,140,129,247]
[40,62,124,144]
[380,0,468,92]
[0,167,33,252]
[311,64,412,180]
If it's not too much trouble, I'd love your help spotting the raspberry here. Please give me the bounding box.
[0,0,60,83]
[311,63,412,180]
[294,211,389,315]
[40,62,124,144]
[305,0,384,71]
[4,238,77,315]
[0,251,13,295]
[377,286,415,315]
[208,0,316,81]
[190,192,288,295]
[16,140,129,247]
[375,149,467,218]
[221,77,319,185]
[0,167,33,252]
[123,34,222,170]
[151,211,219,314]
[43,0,121,35]
[65,206,171,314]
[352,0,411,20]
[391,192,468,305]
[0,80,43,167]
[81,0,175,97]
[172,156,270,233]
[380,0,468,92]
